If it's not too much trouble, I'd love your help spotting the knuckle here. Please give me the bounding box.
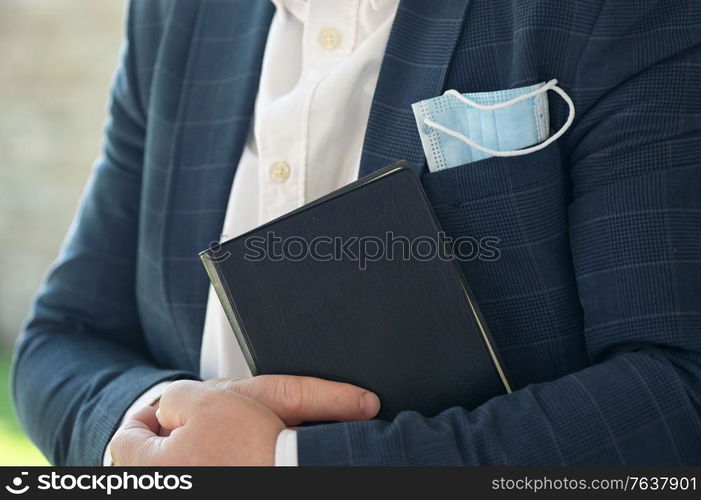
[227,376,254,397]
[160,380,188,405]
[275,376,304,414]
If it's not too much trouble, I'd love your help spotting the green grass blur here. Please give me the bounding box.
[0,353,49,465]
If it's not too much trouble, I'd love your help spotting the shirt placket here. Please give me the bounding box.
[257,0,358,224]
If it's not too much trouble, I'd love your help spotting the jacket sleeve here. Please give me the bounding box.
[11,1,197,466]
[296,2,701,465]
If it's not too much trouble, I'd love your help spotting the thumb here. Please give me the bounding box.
[225,375,381,426]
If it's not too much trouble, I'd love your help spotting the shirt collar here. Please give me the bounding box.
[271,0,308,23]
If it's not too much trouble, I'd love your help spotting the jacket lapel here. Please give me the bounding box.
[160,0,274,362]
[359,0,470,177]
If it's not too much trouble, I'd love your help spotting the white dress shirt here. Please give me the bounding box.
[106,0,399,466]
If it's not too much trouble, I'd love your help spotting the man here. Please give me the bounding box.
[12,0,701,466]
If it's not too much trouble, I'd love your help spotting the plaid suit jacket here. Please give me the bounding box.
[13,0,701,465]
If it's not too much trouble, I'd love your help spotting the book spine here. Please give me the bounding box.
[199,252,259,376]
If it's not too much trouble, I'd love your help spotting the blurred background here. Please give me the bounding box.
[0,0,125,465]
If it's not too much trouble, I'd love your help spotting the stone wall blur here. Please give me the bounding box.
[0,0,125,349]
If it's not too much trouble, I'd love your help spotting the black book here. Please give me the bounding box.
[200,161,510,420]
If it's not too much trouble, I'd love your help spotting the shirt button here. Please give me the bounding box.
[318,28,341,51]
[269,161,291,183]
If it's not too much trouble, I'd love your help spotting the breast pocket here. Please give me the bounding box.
[420,144,588,388]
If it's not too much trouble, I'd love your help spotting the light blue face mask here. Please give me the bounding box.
[412,79,575,172]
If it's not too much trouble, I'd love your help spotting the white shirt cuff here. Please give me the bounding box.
[102,381,173,466]
[274,429,298,466]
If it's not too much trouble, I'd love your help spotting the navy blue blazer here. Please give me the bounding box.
[12,0,701,465]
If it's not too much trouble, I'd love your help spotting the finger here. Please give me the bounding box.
[156,380,205,429]
[111,406,165,466]
[133,404,161,433]
[228,375,381,425]
[147,395,170,435]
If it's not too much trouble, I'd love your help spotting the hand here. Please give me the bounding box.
[110,376,380,466]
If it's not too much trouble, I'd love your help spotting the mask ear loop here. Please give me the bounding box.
[423,79,575,158]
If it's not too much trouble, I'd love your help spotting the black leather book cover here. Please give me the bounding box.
[200,161,510,420]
